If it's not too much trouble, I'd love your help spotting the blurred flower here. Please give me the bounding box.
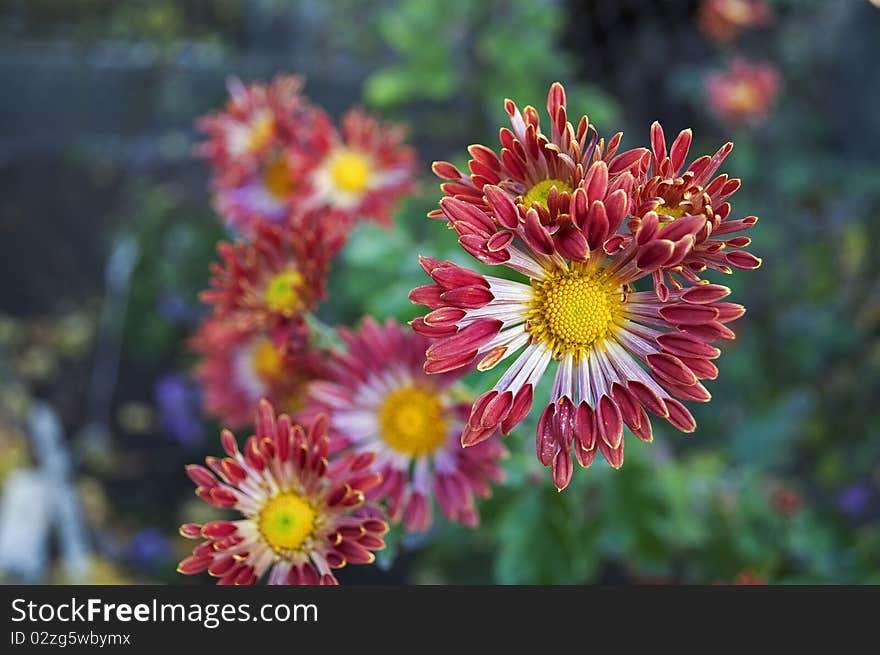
[156,291,191,324]
[190,319,326,429]
[116,402,155,435]
[705,58,780,127]
[837,484,870,517]
[198,74,310,180]
[415,83,749,489]
[730,570,766,585]
[128,528,173,568]
[200,220,342,348]
[154,373,202,446]
[697,0,772,44]
[630,122,761,300]
[199,74,415,238]
[770,484,803,517]
[305,318,507,532]
[305,107,416,228]
[178,400,388,585]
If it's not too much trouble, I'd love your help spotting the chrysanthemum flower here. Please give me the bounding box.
[178,400,387,585]
[191,319,325,429]
[200,218,343,347]
[307,108,416,227]
[198,75,311,176]
[628,121,761,300]
[212,150,318,237]
[431,83,647,257]
[697,0,773,44]
[705,58,780,127]
[412,83,751,490]
[305,318,507,531]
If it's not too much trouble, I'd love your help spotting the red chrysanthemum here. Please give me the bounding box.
[198,75,335,238]
[200,217,343,348]
[697,0,773,44]
[305,107,417,227]
[628,121,762,300]
[412,82,754,490]
[178,400,387,585]
[431,83,647,258]
[304,318,507,531]
[191,319,326,429]
[705,57,781,127]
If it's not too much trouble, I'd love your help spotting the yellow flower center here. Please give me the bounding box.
[329,149,372,194]
[264,269,305,316]
[258,492,316,554]
[378,385,448,457]
[262,156,296,199]
[654,202,686,223]
[527,263,624,357]
[246,113,274,153]
[727,82,759,113]
[251,337,284,383]
[522,178,573,210]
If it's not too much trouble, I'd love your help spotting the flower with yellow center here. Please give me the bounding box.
[307,318,508,532]
[245,112,275,153]
[251,337,284,383]
[522,178,573,211]
[527,264,624,358]
[258,492,317,555]
[263,269,305,316]
[262,156,296,200]
[329,149,373,195]
[378,385,448,457]
[178,401,388,585]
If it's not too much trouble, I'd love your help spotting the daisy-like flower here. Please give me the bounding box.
[628,121,761,300]
[431,83,647,258]
[697,0,773,45]
[200,218,343,348]
[198,75,310,176]
[705,58,780,127]
[307,108,416,227]
[305,318,507,531]
[191,319,325,429]
[178,400,387,585]
[412,83,750,490]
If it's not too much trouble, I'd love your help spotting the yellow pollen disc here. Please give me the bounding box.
[251,337,284,382]
[522,178,573,211]
[527,263,624,357]
[262,156,296,199]
[329,149,372,194]
[246,113,274,153]
[378,385,448,458]
[264,269,305,316]
[258,492,316,554]
[654,203,686,222]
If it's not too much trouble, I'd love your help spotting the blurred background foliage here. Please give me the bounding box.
[1,0,879,584]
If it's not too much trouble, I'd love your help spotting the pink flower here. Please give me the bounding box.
[178,400,388,585]
[305,318,507,531]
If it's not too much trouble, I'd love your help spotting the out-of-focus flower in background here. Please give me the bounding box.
[837,484,871,517]
[154,373,202,446]
[199,76,415,240]
[697,0,773,45]
[305,318,507,532]
[705,58,781,127]
[190,319,326,429]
